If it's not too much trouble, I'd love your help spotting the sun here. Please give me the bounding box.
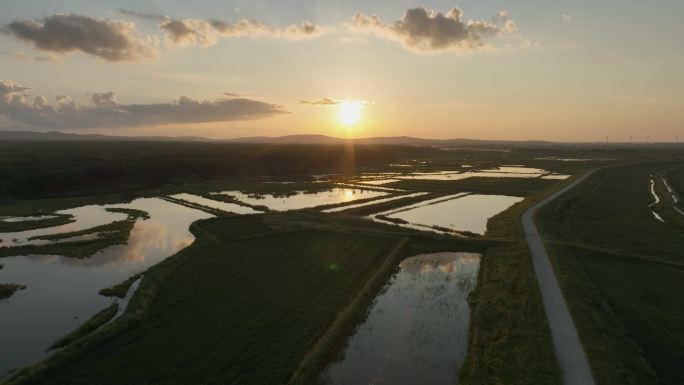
[337,100,363,126]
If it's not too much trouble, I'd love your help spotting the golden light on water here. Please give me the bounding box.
[343,189,355,201]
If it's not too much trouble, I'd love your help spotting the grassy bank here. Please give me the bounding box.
[456,175,581,385]
[665,167,684,212]
[49,303,120,351]
[651,169,684,233]
[537,162,684,385]
[286,237,409,385]
[99,273,143,298]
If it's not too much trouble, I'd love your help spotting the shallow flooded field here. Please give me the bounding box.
[169,193,262,214]
[0,198,211,376]
[0,206,128,247]
[215,188,388,211]
[322,193,430,213]
[375,194,524,234]
[392,166,568,181]
[0,164,562,378]
[1,215,58,223]
[320,252,481,385]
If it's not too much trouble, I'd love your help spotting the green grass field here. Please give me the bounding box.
[666,167,684,211]
[537,162,684,385]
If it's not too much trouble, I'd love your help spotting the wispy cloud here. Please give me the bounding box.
[0,80,287,130]
[300,97,339,106]
[351,7,517,53]
[118,8,165,22]
[1,13,157,61]
[160,17,325,47]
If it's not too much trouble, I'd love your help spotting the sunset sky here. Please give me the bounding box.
[1,0,683,141]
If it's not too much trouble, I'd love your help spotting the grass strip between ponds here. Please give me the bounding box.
[286,237,409,385]
[0,209,148,259]
[456,173,590,385]
[48,302,120,351]
[160,195,231,216]
[0,214,75,233]
[99,273,143,298]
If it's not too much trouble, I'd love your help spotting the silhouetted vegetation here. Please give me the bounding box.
[0,141,436,199]
[0,283,26,300]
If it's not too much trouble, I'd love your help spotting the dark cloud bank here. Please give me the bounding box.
[0,80,286,130]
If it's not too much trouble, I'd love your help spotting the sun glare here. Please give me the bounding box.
[338,100,363,126]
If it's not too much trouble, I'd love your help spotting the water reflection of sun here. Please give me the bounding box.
[343,189,355,201]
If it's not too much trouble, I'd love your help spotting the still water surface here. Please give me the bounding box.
[380,194,523,234]
[0,198,211,376]
[216,188,388,211]
[320,252,481,385]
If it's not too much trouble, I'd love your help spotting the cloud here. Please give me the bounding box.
[90,92,118,107]
[300,97,339,106]
[562,14,572,22]
[160,18,218,47]
[2,13,158,61]
[34,54,61,63]
[0,80,31,94]
[118,8,165,22]
[160,17,324,47]
[351,7,517,52]
[0,80,287,130]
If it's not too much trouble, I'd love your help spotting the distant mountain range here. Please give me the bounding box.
[0,130,556,147]
[0,130,211,142]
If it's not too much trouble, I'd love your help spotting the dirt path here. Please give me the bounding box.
[522,171,596,385]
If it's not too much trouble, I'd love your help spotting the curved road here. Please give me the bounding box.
[522,170,597,385]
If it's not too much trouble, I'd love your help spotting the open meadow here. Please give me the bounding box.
[537,162,684,385]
